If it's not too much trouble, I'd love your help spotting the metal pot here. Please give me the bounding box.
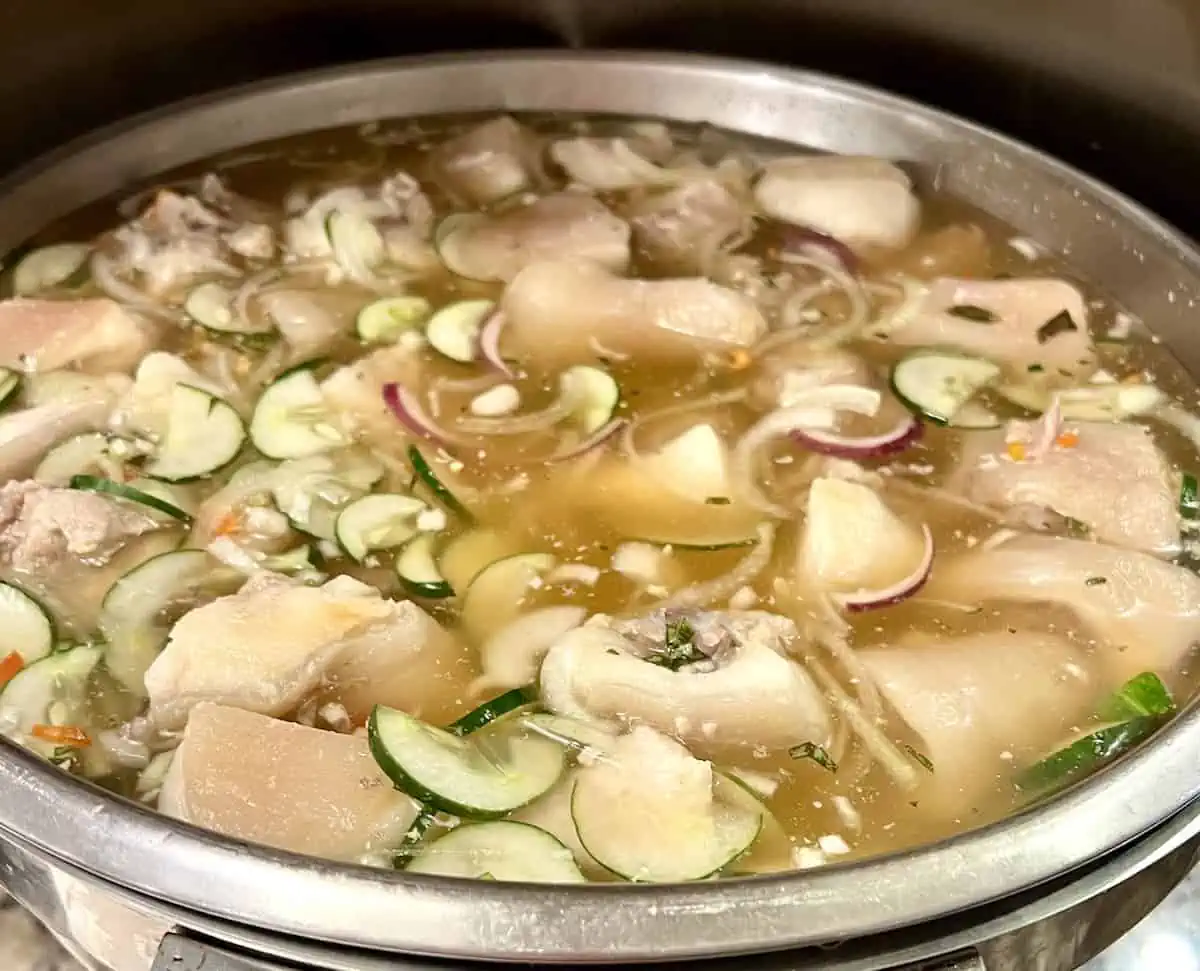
[0,51,1197,971]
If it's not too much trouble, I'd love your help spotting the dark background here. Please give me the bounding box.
[3,0,1200,231]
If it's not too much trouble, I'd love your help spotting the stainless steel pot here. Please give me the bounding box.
[0,51,1197,971]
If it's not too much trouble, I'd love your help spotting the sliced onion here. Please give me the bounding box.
[382,382,467,446]
[777,225,859,275]
[791,413,922,459]
[89,251,176,320]
[453,393,573,436]
[473,605,588,694]
[774,253,871,350]
[548,418,626,463]
[479,311,516,378]
[831,524,934,612]
[659,523,776,609]
[1028,394,1063,460]
[207,536,268,578]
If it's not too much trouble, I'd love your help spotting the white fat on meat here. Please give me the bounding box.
[550,137,677,191]
[113,190,238,295]
[158,702,419,862]
[502,259,767,368]
[800,478,927,594]
[145,573,471,730]
[539,610,831,757]
[0,298,154,374]
[860,631,1097,817]
[923,535,1200,687]
[891,277,1096,380]
[428,116,539,205]
[629,177,752,273]
[754,156,920,250]
[320,343,422,450]
[258,289,360,360]
[953,421,1179,556]
[439,193,630,282]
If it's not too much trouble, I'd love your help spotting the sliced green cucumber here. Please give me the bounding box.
[0,583,54,665]
[260,545,320,575]
[1180,474,1198,522]
[327,209,386,279]
[437,529,518,594]
[122,477,198,520]
[449,688,535,736]
[570,753,762,882]
[356,296,432,343]
[396,532,453,598]
[519,712,616,756]
[0,367,20,411]
[367,704,566,818]
[99,549,238,694]
[460,553,557,644]
[12,243,90,295]
[250,369,344,460]
[185,281,273,336]
[35,433,111,486]
[0,645,102,751]
[715,772,792,876]
[891,352,1001,426]
[559,365,620,435]
[1096,671,1176,721]
[334,493,427,563]
[425,299,494,363]
[405,821,585,882]
[1016,719,1159,793]
[270,455,379,543]
[144,385,246,482]
[68,475,192,524]
[628,528,760,551]
[434,213,488,281]
[408,445,473,522]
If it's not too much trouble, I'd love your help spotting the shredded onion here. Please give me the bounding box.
[89,252,176,320]
[548,418,627,463]
[777,225,859,275]
[775,253,871,349]
[1028,394,1063,460]
[658,523,776,609]
[478,311,515,378]
[382,382,469,446]
[792,413,922,459]
[453,393,573,436]
[832,524,935,612]
[207,536,268,577]
[96,730,152,770]
[867,276,928,340]
[190,460,280,546]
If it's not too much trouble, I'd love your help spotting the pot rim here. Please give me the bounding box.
[0,50,1199,963]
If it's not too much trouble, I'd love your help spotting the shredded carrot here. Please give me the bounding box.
[1006,442,1027,462]
[31,724,91,747]
[214,512,241,538]
[727,349,753,371]
[1055,431,1080,449]
[0,651,23,689]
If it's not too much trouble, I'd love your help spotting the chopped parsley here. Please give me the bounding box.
[1062,516,1091,538]
[704,496,732,505]
[1085,576,1108,587]
[947,304,999,323]
[788,741,838,772]
[646,617,705,671]
[47,746,78,769]
[1037,310,1079,344]
[1027,363,1045,373]
[902,744,934,772]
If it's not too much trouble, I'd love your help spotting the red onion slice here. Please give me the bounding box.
[791,414,922,459]
[479,310,515,378]
[548,418,627,462]
[382,382,465,447]
[778,225,859,275]
[832,524,935,612]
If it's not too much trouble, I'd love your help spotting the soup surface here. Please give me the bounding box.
[0,114,1195,883]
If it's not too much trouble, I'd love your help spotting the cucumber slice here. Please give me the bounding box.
[425,299,494,363]
[629,528,760,551]
[12,243,90,295]
[396,532,453,598]
[890,352,1001,426]
[270,455,381,543]
[434,213,489,281]
[946,400,1001,430]
[405,821,586,883]
[460,553,557,644]
[144,385,246,482]
[250,369,344,460]
[99,549,238,694]
[69,475,192,524]
[1096,671,1176,721]
[356,296,432,343]
[408,445,474,522]
[437,529,518,593]
[260,545,320,575]
[334,493,428,563]
[35,433,111,486]
[368,704,566,818]
[570,751,762,882]
[715,772,792,876]
[1016,719,1159,793]
[0,583,54,665]
[1181,474,1199,524]
[185,281,273,336]
[0,645,102,752]
[449,688,535,737]
[0,367,20,411]
[327,209,386,279]
[559,365,620,435]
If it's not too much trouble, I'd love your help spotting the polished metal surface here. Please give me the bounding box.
[0,51,1198,965]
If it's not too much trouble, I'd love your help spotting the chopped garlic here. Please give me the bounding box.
[549,562,602,586]
[416,506,448,533]
[469,383,521,417]
[612,541,667,586]
[832,796,863,833]
[818,833,851,856]
[728,585,758,610]
[1089,368,1118,385]
[1008,236,1045,261]
[791,845,827,869]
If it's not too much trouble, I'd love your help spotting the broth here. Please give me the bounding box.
[0,113,1195,882]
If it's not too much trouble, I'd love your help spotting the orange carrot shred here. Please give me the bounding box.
[31,724,91,747]
[0,651,23,689]
[727,349,753,371]
[1055,431,1080,448]
[214,512,241,537]
[1006,442,1027,461]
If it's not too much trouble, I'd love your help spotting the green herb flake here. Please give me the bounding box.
[1062,516,1091,538]
[788,741,838,772]
[647,617,705,672]
[47,746,77,768]
[1027,363,1045,373]
[947,304,999,323]
[478,872,498,881]
[902,743,935,772]
[704,496,732,505]
[1180,473,1199,521]
[1084,576,1108,587]
[1036,310,1080,344]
